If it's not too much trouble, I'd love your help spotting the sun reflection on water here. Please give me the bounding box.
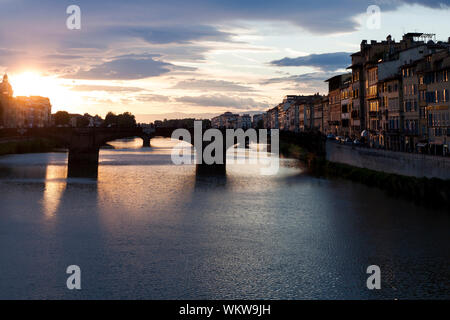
[42,165,67,219]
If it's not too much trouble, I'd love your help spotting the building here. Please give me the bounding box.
[252,113,264,128]
[340,76,352,137]
[0,74,51,128]
[0,74,15,128]
[249,33,450,156]
[312,96,324,132]
[348,52,364,138]
[326,74,351,136]
[379,75,403,150]
[417,50,450,155]
[287,102,299,132]
[266,107,279,129]
[15,96,52,128]
[211,112,251,129]
[237,114,252,129]
[321,96,330,134]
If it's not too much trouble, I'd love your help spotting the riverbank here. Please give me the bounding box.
[0,138,64,156]
[280,140,450,210]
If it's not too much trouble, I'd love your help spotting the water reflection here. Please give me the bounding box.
[0,138,449,299]
[42,165,67,219]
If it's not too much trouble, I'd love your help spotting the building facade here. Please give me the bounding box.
[0,74,51,128]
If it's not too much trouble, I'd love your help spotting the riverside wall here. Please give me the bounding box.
[326,141,450,180]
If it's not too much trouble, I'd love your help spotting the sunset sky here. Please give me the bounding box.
[1,0,449,122]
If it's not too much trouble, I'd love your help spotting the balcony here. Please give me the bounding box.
[368,111,379,118]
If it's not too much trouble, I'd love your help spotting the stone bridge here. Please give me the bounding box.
[0,126,289,178]
[0,127,153,177]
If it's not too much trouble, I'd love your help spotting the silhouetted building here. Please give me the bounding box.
[0,74,52,128]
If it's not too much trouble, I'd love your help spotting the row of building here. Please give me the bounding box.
[259,33,450,155]
[211,112,253,129]
[0,74,52,129]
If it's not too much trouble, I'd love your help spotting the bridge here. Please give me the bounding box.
[0,126,324,178]
[0,126,235,178]
[0,127,154,177]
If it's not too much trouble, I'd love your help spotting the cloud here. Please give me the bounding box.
[176,94,268,109]
[172,79,256,92]
[263,71,341,93]
[66,54,174,80]
[117,25,234,44]
[135,94,171,102]
[0,48,25,57]
[44,54,84,60]
[270,52,352,71]
[69,84,145,92]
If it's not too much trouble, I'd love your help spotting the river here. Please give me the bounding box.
[0,137,449,299]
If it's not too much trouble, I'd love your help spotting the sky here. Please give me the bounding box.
[0,0,449,122]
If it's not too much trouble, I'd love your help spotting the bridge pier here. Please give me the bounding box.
[68,147,100,178]
[142,135,151,148]
[196,162,226,175]
[195,133,227,175]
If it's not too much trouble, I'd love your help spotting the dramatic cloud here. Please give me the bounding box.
[67,54,174,80]
[270,52,352,72]
[0,1,448,74]
[176,94,268,109]
[172,79,256,92]
[116,25,234,44]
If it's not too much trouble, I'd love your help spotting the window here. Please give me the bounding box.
[369,100,379,112]
[426,91,436,103]
[420,90,426,101]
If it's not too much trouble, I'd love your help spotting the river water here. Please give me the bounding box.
[0,137,449,299]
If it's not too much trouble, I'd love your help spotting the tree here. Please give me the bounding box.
[76,114,91,127]
[103,111,136,128]
[54,111,70,126]
[117,112,136,128]
[104,112,118,127]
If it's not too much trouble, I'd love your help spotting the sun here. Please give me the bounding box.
[10,71,58,97]
[8,71,83,113]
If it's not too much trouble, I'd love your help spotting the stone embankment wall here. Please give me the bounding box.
[326,141,450,180]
